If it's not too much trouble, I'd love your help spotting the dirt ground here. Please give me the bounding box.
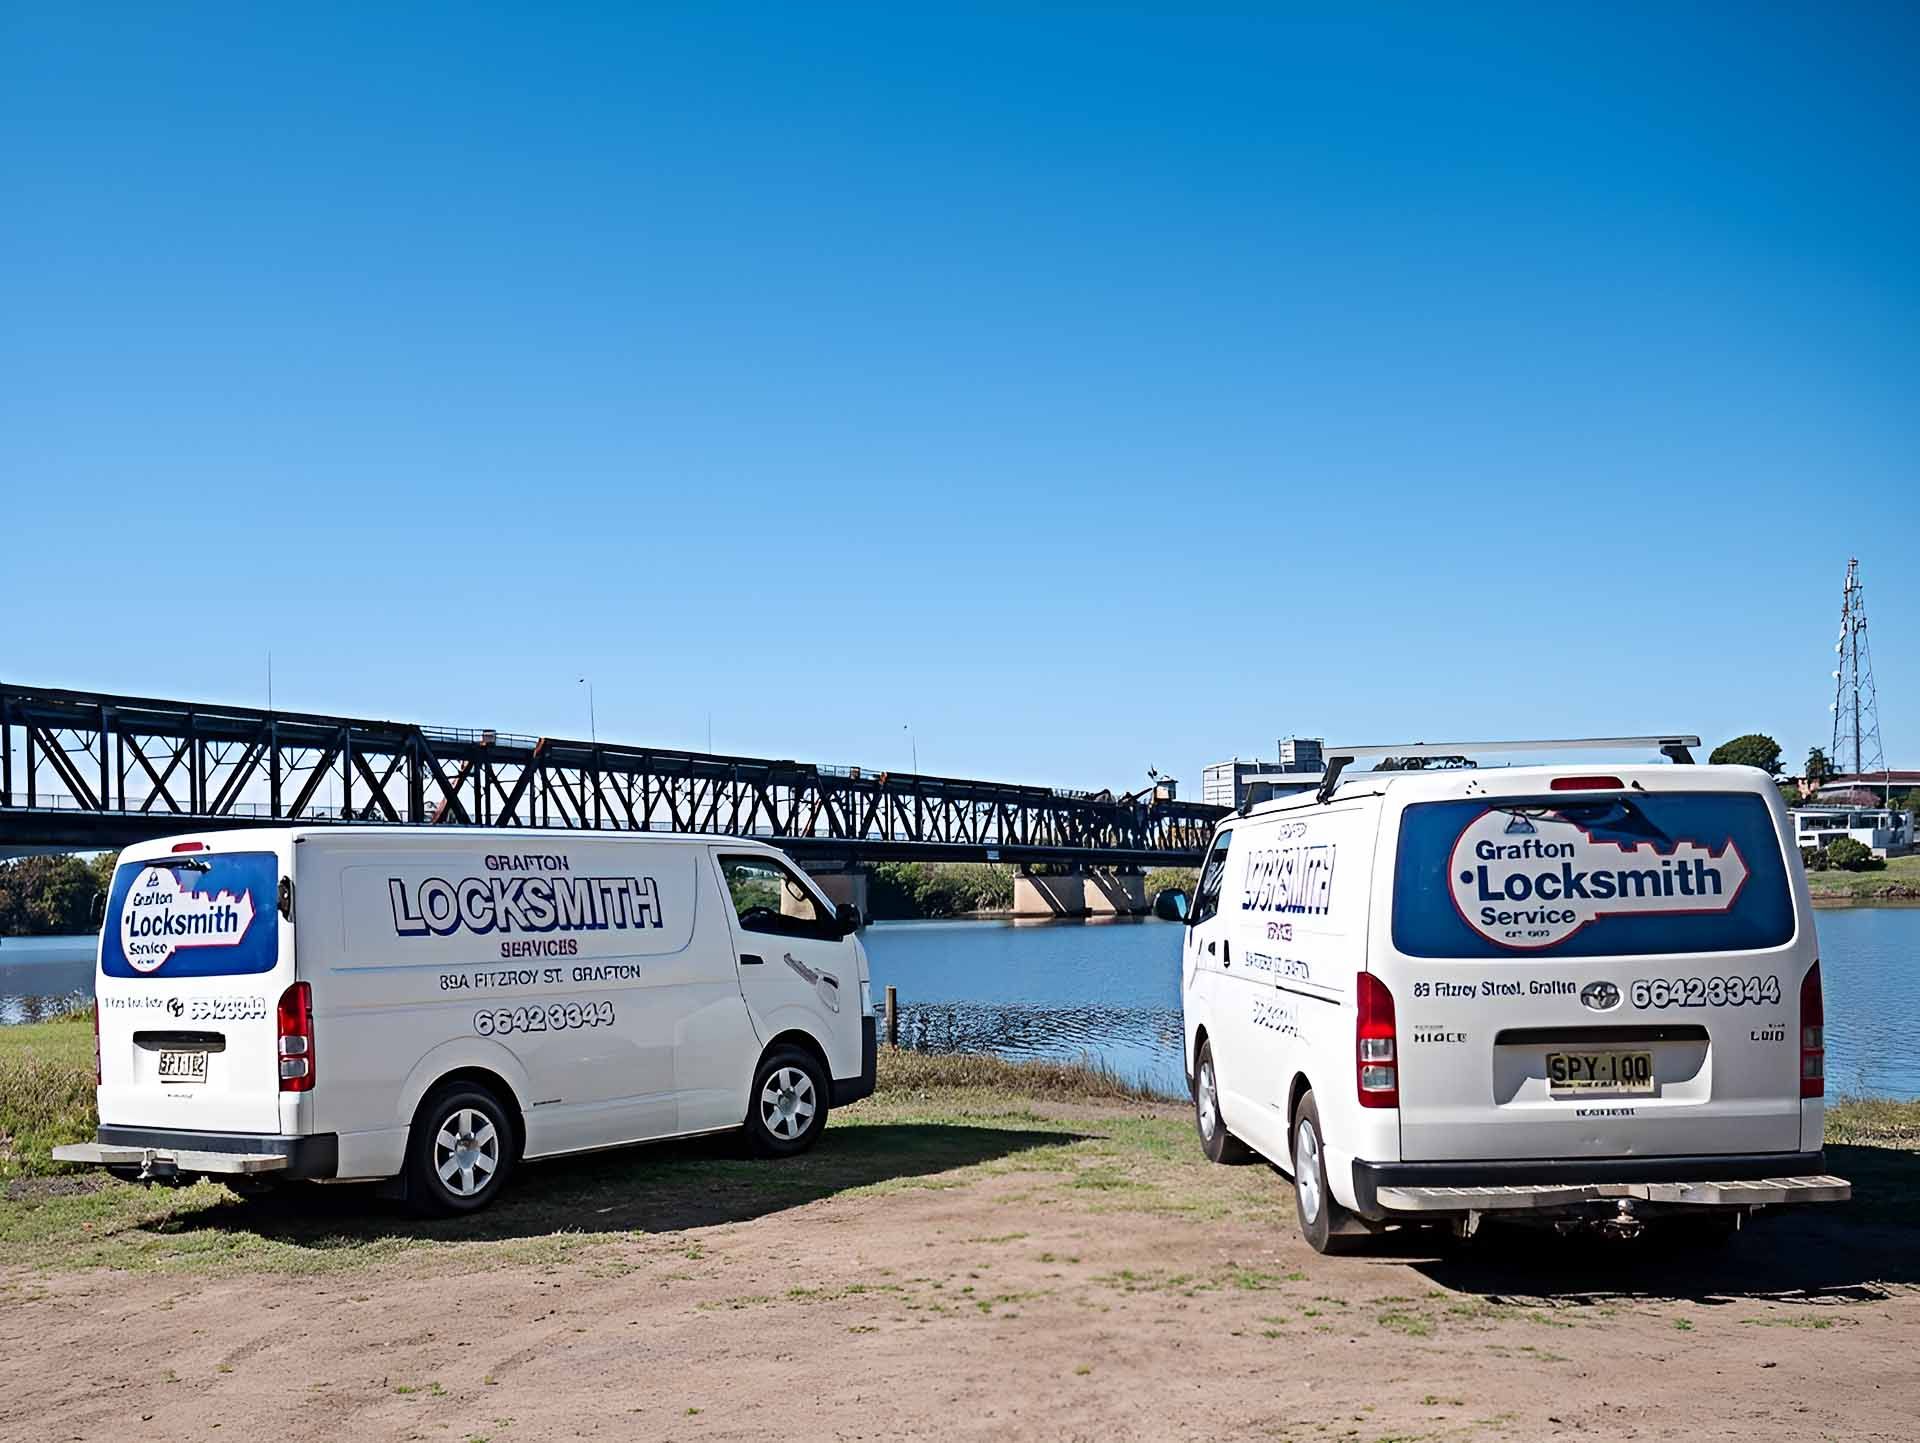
[3,1096,1917,1443]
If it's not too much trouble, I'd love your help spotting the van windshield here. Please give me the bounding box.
[1392,792,1793,958]
[102,852,280,979]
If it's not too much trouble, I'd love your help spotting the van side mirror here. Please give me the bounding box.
[835,902,862,937]
[1152,888,1189,922]
[89,890,107,929]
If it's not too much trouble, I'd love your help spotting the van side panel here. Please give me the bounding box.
[300,833,750,1172]
[1198,802,1380,1177]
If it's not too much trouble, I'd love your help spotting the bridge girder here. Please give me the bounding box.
[0,683,1224,867]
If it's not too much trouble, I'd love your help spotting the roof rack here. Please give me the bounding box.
[1314,735,1699,804]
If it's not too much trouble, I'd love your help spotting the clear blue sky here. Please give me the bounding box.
[4,3,1916,791]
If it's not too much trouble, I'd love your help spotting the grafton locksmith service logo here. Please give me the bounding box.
[1447,809,1747,950]
[119,865,258,974]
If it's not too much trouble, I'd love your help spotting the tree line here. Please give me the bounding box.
[0,852,119,937]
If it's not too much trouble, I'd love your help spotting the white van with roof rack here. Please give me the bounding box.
[1180,736,1849,1253]
[56,827,876,1214]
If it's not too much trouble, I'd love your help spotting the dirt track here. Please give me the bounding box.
[3,1098,1917,1442]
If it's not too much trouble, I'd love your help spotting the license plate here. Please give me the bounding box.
[158,1050,208,1085]
[1547,1050,1653,1093]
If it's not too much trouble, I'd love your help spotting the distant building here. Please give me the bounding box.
[1790,805,1914,858]
[1202,738,1325,809]
[1279,737,1324,773]
[1813,771,1920,805]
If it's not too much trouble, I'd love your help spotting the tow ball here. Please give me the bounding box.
[1602,1198,1644,1240]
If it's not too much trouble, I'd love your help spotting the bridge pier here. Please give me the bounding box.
[1012,869,1148,918]
[1084,870,1148,916]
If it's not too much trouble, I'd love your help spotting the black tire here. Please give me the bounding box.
[405,1082,516,1217]
[745,1045,829,1157]
[1192,1037,1250,1164]
[1291,1090,1361,1255]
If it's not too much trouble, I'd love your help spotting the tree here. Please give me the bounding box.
[1804,747,1830,788]
[0,854,99,935]
[1708,734,1782,775]
[1824,837,1882,872]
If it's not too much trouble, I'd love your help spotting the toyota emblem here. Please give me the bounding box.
[1580,981,1621,1012]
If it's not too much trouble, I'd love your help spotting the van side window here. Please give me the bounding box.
[720,856,837,940]
[1188,831,1233,927]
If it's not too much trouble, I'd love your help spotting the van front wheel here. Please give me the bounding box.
[406,1083,516,1217]
[1292,1091,1359,1255]
[746,1047,829,1157]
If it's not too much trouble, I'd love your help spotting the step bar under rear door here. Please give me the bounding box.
[1374,1173,1850,1212]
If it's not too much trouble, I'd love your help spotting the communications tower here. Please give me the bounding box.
[1830,557,1887,790]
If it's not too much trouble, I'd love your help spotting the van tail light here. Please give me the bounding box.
[1799,960,1824,1099]
[1356,972,1398,1108]
[92,1004,102,1087]
[276,982,315,1092]
[1550,775,1624,791]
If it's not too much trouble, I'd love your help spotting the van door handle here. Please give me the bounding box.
[739,953,765,966]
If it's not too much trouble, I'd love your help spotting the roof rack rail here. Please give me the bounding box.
[1314,735,1699,804]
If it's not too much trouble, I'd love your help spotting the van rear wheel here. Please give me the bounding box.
[1292,1091,1360,1255]
[406,1083,516,1217]
[746,1046,829,1157]
[1192,1038,1249,1164]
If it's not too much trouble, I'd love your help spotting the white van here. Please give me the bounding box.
[1181,737,1850,1253]
[56,827,876,1213]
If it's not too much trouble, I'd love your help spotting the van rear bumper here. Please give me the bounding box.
[830,1016,879,1107]
[57,1126,339,1180]
[1351,1151,1845,1219]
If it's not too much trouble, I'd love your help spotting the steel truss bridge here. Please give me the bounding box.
[0,683,1224,867]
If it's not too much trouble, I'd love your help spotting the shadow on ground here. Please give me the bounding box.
[121,1120,1081,1252]
[1378,1142,1920,1307]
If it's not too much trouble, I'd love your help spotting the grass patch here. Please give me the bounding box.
[876,1049,1173,1103]
[1827,1096,1920,1148]
[1805,854,1920,900]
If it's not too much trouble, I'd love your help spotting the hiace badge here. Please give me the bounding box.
[1448,808,1747,950]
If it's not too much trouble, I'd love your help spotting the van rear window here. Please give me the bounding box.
[102,852,280,978]
[1392,793,1793,958]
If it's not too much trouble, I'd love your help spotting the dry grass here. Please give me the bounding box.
[1827,1095,1920,1148]
[875,1046,1174,1104]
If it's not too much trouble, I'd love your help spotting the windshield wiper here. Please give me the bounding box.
[143,857,211,873]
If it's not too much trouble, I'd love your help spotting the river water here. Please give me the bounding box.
[5,907,1915,1099]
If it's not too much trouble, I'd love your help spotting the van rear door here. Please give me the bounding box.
[1385,785,1806,1162]
[96,843,292,1135]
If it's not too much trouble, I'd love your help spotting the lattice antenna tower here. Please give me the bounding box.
[1829,557,1886,783]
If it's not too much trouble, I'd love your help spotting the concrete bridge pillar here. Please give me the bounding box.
[1084,870,1148,916]
[1013,871,1086,918]
[1013,869,1149,918]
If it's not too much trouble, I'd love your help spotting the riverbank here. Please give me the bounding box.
[2,1047,1917,1442]
[1807,853,1920,901]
